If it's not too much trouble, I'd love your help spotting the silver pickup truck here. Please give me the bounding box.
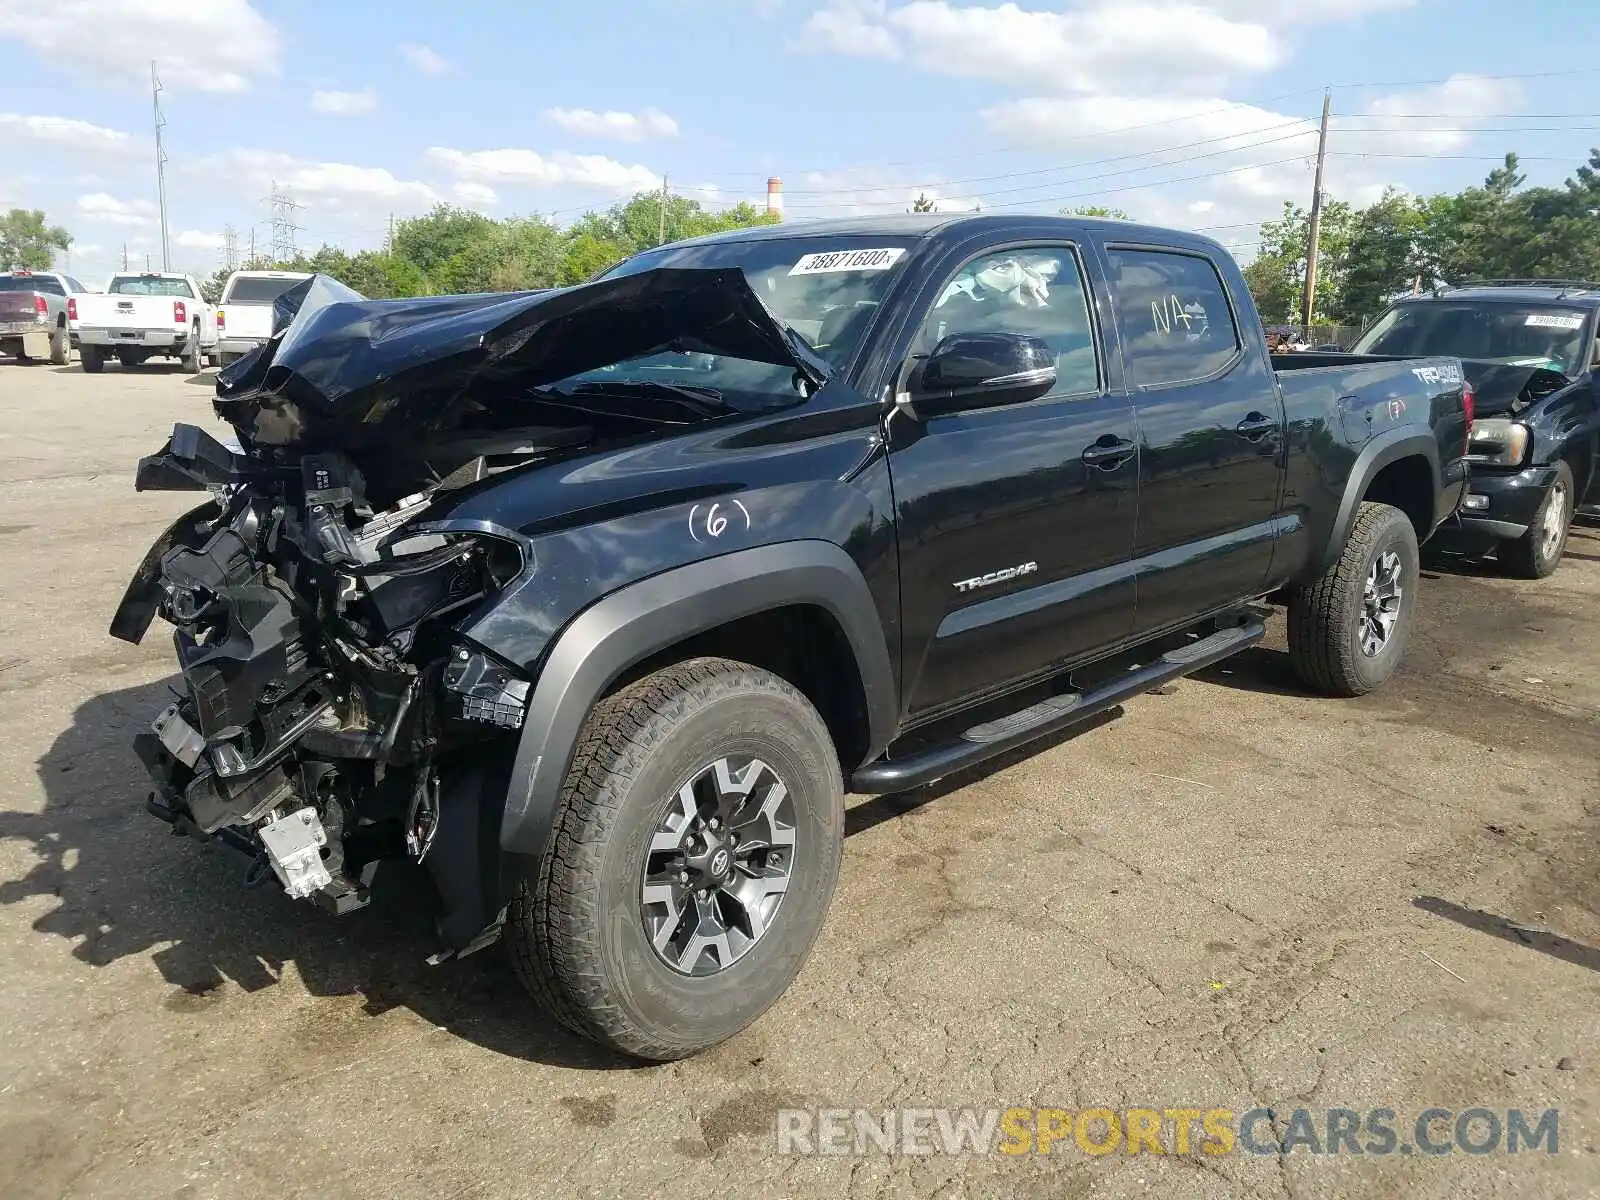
[0,270,86,364]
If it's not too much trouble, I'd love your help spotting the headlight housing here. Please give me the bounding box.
[1467,418,1531,468]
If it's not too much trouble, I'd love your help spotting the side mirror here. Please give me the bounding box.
[905,331,1056,418]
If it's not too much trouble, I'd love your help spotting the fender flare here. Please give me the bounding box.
[1316,428,1442,576]
[499,540,897,858]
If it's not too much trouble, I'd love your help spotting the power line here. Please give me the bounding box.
[780,128,1322,209]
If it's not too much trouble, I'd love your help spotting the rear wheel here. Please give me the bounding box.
[506,657,843,1061]
[49,324,69,365]
[182,324,203,373]
[80,345,104,373]
[1287,501,1420,697]
[1498,461,1572,579]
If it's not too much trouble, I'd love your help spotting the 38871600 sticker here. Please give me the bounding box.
[788,247,907,276]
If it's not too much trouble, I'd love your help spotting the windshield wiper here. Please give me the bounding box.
[566,379,734,418]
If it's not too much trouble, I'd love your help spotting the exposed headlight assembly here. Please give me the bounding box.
[1467,418,1531,467]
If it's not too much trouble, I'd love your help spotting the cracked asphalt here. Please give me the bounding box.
[1,361,1598,1199]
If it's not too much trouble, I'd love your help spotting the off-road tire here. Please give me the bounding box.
[49,324,69,365]
[80,345,104,373]
[506,657,843,1062]
[1498,460,1573,579]
[1286,501,1419,697]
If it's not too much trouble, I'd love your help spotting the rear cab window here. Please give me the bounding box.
[0,275,62,294]
[223,276,309,305]
[108,275,195,298]
[1105,248,1241,387]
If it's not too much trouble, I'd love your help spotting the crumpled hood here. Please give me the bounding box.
[214,267,831,450]
[1461,359,1573,416]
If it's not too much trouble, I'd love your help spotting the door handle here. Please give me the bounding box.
[1081,437,1136,470]
[1235,412,1278,440]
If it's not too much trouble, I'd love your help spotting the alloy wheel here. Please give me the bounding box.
[640,756,796,977]
[1359,549,1404,658]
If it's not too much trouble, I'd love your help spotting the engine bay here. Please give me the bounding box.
[114,424,534,921]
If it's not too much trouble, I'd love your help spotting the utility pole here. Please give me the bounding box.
[151,61,171,271]
[248,227,256,267]
[1300,89,1331,336]
[658,174,668,246]
[146,252,152,270]
[121,243,128,270]
[386,212,394,253]
[222,224,238,272]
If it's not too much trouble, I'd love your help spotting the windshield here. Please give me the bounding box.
[223,275,307,305]
[108,275,194,298]
[1351,301,1593,376]
[575,235,919,411]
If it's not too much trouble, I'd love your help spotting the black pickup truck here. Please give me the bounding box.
[110,214,1470,1061]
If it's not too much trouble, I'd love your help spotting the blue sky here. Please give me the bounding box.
[2,0,1598,284]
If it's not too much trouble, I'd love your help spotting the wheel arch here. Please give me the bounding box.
[1316,429,1440,576]
[498,540,897,860]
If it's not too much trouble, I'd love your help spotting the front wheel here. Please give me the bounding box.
[507,657,844,1061]
[1498,461,1573,579]
[1286,501,1420,697]
[49,324,69,365]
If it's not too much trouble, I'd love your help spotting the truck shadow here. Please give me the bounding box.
[1,675,643,1072]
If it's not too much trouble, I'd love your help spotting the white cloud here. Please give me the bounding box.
[0,112,137,155]
[1340,73,1525,156]
[196,149,441,209]
[1205,0,1412,19]
[76,192,157,227]
[453,181,499,206]
[427,146,661,191]
[787,166,983,217]
[312,89,378,116]
[0,0,279,92]
[399,42,451,74]
[177,230,224,250]
[795,1,1280,94]
[542,106,680,142]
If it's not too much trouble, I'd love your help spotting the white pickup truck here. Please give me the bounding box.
[214,269,312,365]
[75,272,217,373]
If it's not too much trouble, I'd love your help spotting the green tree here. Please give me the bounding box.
[1063,204,1131,220]
[1334,188,1426,323]
[1242,199,1354,324]
[0,208,72,269]
[911,193,937,213]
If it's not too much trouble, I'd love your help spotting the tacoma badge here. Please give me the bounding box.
[953,561,1038,593]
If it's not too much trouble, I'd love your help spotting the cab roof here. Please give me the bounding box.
[1422,280,1600,306]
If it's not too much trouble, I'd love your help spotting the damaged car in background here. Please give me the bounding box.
[113,216,1471,1062]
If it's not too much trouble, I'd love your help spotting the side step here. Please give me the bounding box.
[850,618,1265,794]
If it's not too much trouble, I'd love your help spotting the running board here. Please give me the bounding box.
[850,619,1265,794]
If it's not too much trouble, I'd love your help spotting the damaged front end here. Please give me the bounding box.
[115,423,531,940]
[110,266,827,958]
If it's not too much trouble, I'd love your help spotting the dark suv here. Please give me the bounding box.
[1350,280,1600,576]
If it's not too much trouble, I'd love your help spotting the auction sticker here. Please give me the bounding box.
[1525,313,1585,329]
[789,247,907,275]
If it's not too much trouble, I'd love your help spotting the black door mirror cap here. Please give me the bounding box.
[907,331,1057,417]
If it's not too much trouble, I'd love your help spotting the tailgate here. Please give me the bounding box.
[78,296,178,330]
[0,292,40,324]
[217,304,275,340]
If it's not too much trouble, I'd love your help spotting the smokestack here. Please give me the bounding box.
[766,176,784,219]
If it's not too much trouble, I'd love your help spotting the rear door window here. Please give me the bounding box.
[1106,248,1241,387]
